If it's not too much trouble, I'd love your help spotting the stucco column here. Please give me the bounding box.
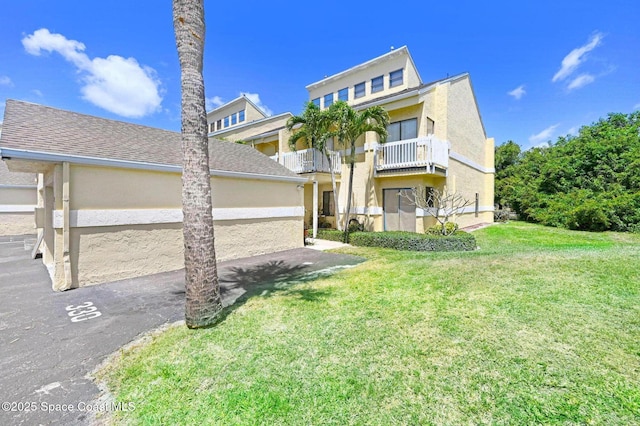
[312,180,318,238]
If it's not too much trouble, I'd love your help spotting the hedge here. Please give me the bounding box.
[316,229,477,252]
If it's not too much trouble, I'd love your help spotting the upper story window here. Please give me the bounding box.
[324,93,334,108]
[371,75,384,93]
[389,69,403,87]
[223,116,229,127]
[354,82,365,99]
[239,109,245,122]
[216,119,222,130]
[387,118,417,142]
[312,98,320,107]
[231,113,237,125]
[426,117,435,135]
[338,88,348,102]
[209,122,215,133]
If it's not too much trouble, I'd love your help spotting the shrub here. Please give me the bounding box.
[425,222,459,235]
[316,229,344,242]
[349,231,476,252]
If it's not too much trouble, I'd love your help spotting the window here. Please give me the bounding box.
[354,82,365,98]
[239,109,245,122]
[324,93,334,108]
[216,119,222,130]
[387,118,418,142]
[209,122,214,133]
[322,191,335,216]
[425,187,435,208]
[231,113,237,125]
[371,75,384,93]
[475,193,479,217]
[223,116,229,127]
[427,117,435,135]
[312,98,320,107]
[338,88,348,102]
[389,69,403,87]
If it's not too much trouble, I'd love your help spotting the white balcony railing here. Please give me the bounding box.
[374,136,449,172]
[271,148,341,174]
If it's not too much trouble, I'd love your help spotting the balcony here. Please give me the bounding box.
[271,148,341,174]
[374,136,449,174]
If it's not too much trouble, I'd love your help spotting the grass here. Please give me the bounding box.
[98,222,640,425]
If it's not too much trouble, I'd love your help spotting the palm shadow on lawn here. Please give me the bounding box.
[175,258,354,328]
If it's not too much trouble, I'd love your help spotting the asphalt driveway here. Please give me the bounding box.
[0,235,364,425]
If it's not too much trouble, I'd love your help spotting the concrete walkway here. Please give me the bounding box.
[0,235,364,425]
[305,238,351,251]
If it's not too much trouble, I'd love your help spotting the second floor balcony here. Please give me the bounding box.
[271,148,342,174]
[374,136,449,174]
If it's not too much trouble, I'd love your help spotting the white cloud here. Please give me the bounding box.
[0,75,13,87]
[567,74,595,91]
[32,89,43,97]
[22,28,162,118]
[567,126,579,136]
[507,85,526,100]
[529,123,560,144]
[205,96,224,111]
[241,92,273,116]
[634,103,640,110]
[552,32,604,83]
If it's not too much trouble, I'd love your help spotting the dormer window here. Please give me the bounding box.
[224,116,229,127]
[239,109,245,122]
[390,69,403,87]
[371,75,384,93]
[338,88,348,102]
[231,113,237,125]
[354,82,366,99]
[312,98,320,107]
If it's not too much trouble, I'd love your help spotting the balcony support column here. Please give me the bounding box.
[312,180,318,238]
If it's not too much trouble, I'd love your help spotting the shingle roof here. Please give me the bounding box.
[0,160,36,186]
[0,100,298,179]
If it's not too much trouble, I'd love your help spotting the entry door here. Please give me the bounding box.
[383,188,416,232]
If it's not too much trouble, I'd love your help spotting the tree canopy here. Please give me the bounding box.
[495,112,640,232]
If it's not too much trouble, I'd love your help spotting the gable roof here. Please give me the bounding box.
[0,100,302,182]
[305,46,422,90]
[206,94,268,118]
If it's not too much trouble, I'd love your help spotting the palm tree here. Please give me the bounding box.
[286,102,342,231]
[173,0,222,328]
[327,101,389,242]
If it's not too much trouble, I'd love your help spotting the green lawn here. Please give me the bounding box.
[98,222,640,425]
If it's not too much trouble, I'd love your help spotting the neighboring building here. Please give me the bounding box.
[206,94,268,134]
[209,46,495,234]
[0,159,37,236]
[0,100,305,291]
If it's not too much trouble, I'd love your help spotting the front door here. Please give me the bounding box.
[383,188,416,232]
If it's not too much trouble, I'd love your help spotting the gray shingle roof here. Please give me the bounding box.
[0,100,298,179]
[0,160,36,186]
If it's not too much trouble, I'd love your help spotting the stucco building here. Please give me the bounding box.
[0,100,305,291]
[208,46,495,234]
[0,159,37,236]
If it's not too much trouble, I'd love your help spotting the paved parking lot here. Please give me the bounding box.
[0,235,363,425]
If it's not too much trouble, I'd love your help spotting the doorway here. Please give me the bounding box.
[383,188,416,232]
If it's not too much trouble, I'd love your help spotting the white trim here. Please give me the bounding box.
[0,184,37,189]
[0,148,307,184]
[52,207,305,228]
[449,151,495,174]
[416,206,494,217]
[338,206,383,216]
[0,204,36,213]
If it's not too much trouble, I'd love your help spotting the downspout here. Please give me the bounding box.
[62,161,72,289]
[312,180,318,238]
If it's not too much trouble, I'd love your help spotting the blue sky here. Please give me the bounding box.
[1,1,639,149]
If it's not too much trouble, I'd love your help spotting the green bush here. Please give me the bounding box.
[316,229,344,242]
[425,222,459,235]
[349,231,476,252]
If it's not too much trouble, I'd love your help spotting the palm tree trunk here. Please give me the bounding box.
[173,0,222,328]
[324,148,342,231]
[342,140,356,243]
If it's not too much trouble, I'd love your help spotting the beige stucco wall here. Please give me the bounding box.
[41,163,304,290]
[0,186,36,236]
[0,213,34,236]
[207,97,266,132]
[307,50,420,107]
[213,114,291,145]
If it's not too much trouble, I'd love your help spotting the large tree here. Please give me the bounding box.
[173,0,222,328]
[327,101,389,242]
